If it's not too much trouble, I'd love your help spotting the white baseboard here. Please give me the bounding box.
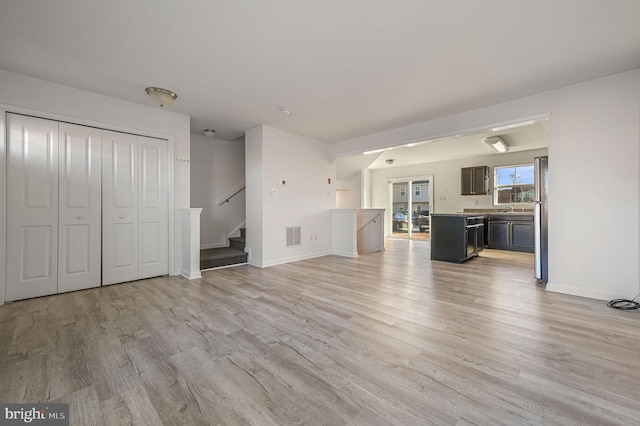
[258,251,332,268]
[545,281,622,302]
[201,262,248,272]
[333,250,359,258]
[181,270,202,280]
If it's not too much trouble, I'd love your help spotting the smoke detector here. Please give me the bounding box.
[203,129,216,138]
[386,159,395,165]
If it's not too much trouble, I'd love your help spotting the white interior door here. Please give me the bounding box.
[6,114,59,301]
[57,123,102,293]
[102,130,139,285]
[138,136,168,279]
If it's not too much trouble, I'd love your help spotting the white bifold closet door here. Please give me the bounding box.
[102,131,168,285]
[57,122,102,293]
[6,114,102,301]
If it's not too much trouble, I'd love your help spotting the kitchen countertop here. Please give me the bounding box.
[433,213,485,217]
[473,212,533,216]
[434,211,534,217]
[462,209,533,215]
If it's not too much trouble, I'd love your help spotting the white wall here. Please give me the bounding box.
[245,126,265,266]
[191,134,245,248]
[334,69,640,302]
[0,69,191,305]
[336,172,362,209]
[332,209,358,257]
[246,126,336,267]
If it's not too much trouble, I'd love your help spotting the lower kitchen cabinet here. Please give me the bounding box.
[487,215,534,253]
[511,221,534,249]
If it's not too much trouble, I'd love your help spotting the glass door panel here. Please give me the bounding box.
[390,179,431,240]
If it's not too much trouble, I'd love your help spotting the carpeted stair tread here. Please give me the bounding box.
[228,237,246,249]
[200,247,248,269]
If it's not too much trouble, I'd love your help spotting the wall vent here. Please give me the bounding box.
[286,226,301,247]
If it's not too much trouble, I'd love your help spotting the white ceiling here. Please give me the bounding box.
[1,1,639,142]
[335,120,549,180]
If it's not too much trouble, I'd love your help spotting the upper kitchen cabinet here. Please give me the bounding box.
[461,166,489,195]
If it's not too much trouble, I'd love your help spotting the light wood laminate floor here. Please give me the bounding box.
[1,240,639,425]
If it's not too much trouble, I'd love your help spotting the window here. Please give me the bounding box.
[494,164,535,204]
[400,187,406,196]
[414,186,421,196]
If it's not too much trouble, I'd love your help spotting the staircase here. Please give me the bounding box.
[200,228,248,270]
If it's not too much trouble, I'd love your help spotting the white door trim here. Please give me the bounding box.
[0,109,7,305]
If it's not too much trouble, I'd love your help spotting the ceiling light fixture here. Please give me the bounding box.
[204,129,216,138]
[280,107,292,115]
[386,159,395,165]
[145,87,177,108]
[484,136,509,153]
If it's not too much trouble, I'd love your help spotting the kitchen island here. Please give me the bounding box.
[430,214,484,263]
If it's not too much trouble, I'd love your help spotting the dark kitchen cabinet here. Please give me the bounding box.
[487,215,534,252]
[461,166,489,195]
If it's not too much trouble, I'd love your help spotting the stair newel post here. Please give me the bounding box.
[181,208,203,279]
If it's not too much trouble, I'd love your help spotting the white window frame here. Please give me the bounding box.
[414,185,421,196]
[493,163,535,205]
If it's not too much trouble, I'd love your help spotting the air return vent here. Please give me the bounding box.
[286,226,301,247]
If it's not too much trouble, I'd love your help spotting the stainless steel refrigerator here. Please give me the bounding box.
[534,156,549,283]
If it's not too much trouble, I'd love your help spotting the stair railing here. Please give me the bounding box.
[357,213,382,233]
[217,184,245,206]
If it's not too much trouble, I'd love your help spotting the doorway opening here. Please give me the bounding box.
[388,176,433,241]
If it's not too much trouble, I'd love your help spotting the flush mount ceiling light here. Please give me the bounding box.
[484,136,509,153]
[145,87,177,108]
[280,107,292,115]
[203,129,216,138]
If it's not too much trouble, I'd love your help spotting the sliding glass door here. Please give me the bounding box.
[389,177,432,240]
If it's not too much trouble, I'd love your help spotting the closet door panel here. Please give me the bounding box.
[58,123,102,293]
[138,137,168,279]
[6,114,59,301]
[102,131,138,285]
